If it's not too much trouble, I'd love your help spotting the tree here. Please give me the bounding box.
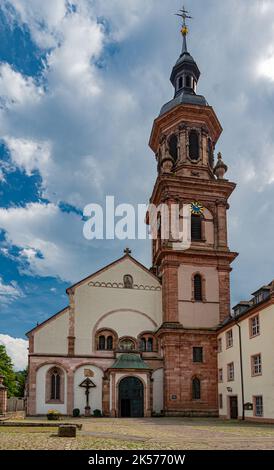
[14,369,28,397]
[0,344,17,397]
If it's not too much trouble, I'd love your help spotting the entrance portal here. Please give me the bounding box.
[119,377,144,417]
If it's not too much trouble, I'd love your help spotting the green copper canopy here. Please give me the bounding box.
[111,354,150,370]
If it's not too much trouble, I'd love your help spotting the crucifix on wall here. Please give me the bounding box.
[79,377,96,416]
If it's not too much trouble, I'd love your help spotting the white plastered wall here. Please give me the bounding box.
[74,258,162,355]
[73,365,103,415]
[33,310,69,354]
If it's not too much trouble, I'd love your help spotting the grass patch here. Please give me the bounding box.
[0,426,58,433]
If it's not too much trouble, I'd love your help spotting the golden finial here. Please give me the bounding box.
[175,5,193,36]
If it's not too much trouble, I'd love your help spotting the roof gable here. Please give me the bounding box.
[67,254,160,293]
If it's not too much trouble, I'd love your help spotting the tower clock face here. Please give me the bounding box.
[191,201,204,215]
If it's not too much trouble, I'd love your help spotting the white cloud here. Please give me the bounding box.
[0,334,28,371]
[0,63,43,107]
[3,137,52,178]
[258,53,274,82]
[0,277,23,304]
[46,11,104,97]
[4,0,67,48]
[0,202,95,281]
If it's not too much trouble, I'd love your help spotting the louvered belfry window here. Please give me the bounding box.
[168,134,178,162]
[191,214,202,241]
[194,274,202,301]
[189,130,200,160]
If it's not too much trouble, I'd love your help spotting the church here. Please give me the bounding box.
[26,12,238,419]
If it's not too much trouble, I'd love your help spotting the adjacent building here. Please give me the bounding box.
[218,281,274,423]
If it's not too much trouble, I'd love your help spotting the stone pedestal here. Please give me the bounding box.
[0,375,7,415]
[58,425,77,438]
[85,406,91,417]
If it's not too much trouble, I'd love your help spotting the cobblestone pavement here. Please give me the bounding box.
[1,418,274,450]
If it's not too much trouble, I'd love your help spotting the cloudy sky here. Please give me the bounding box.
[0,0,274,370]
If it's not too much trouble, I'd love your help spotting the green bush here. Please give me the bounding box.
[73,408,80,417]
[93,409,102,417]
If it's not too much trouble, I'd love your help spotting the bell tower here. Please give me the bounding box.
[149,8,238,416]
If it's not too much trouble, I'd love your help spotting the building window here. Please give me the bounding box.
[119,338,135,351]
[191,215,202,241]
[98,335,105,350]
[139,336,154,352]
[50,370,61,400]
[227,362,234,381]
[218,338,222,353]
[192,378,201,400]
[168,134,178,163]
[178,76,183,89]
[186,75,192,88]
[194,274,203,301]
[140,338,146,351]
[147,337,153,352]
[251,354,262,376]
[46,367,64,404]
[96,329,117,351]
[106,336,113,351]
[254,396,263,417]
[208,138,214,168]
[219,394,223,409]
[189,130,200,161]
[218,368,223,383]
[250,315,260,337]
[193,347,203,363]
[226,330,233,349]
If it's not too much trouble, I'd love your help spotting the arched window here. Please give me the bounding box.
[98,335,105,350]
[119,338,135,351]
[46,367,64,403]
[189,130,200,161]
[194,274,203,301]
[191,214,202,241]
[106,336,113,351]
[178,76,183,89]
[147,338,153,352]
[192,378,201,400]
[186,75,191,88]
[140,338,146,351]
[208,139,214,168]
[168,134,178,162]
[48,368,61,400]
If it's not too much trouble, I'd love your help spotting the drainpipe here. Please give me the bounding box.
[236,321,245,421]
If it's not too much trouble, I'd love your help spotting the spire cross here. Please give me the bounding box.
[175,5,193,35]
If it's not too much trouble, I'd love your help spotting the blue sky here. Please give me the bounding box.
[0,0,274,369]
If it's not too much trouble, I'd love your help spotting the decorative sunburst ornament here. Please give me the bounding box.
[191,201,204,216]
